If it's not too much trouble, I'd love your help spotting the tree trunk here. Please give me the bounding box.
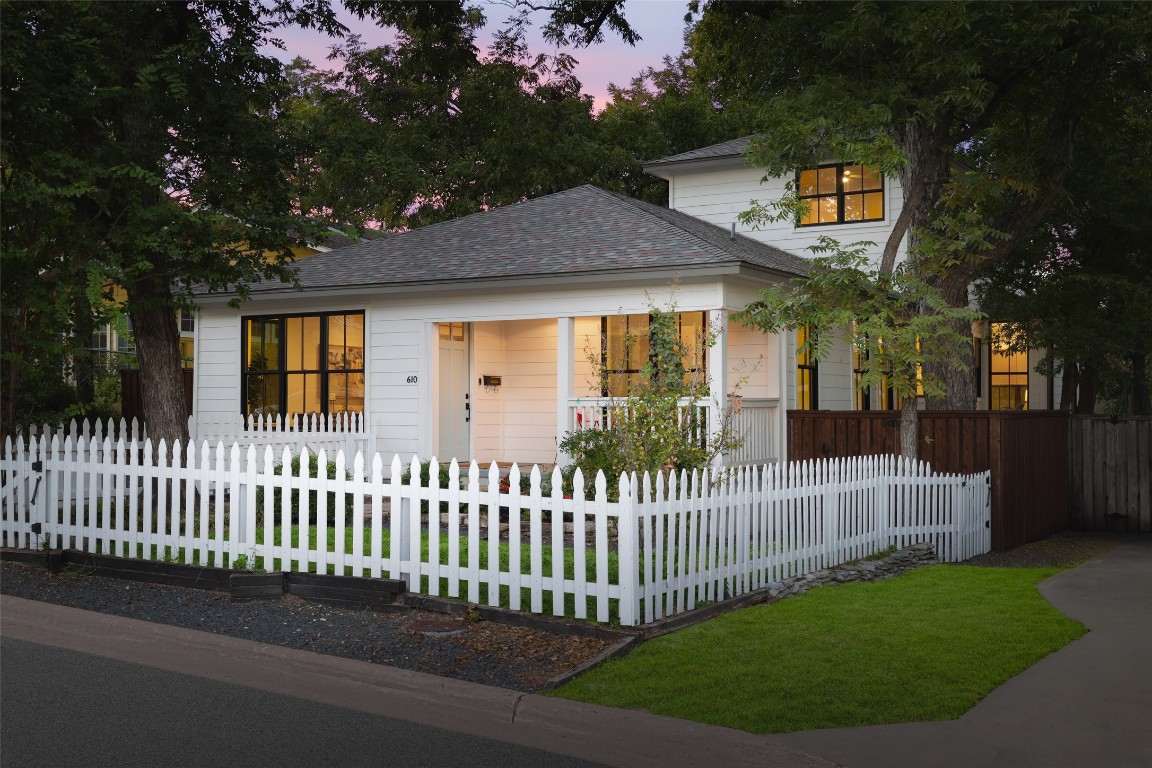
[1059,363,1078,412]
[72,293,96,413]
[898,395,919,461]
[1075,363,1099,414]
[923,275,977,410]
[1130,353,1151,416]
[128,269,188,446]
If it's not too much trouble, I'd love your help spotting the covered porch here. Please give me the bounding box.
[435,311,785,469]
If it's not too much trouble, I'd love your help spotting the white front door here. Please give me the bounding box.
[437,322,470,462]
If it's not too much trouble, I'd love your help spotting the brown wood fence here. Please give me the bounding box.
[1069,416,1152,533]
[120,368,193,424]
[788,410,1071,551]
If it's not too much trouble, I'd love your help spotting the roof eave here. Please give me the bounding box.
[193,261,802,308]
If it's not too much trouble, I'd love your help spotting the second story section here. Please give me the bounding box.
[644,137,908,269]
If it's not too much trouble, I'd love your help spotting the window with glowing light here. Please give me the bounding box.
[242,312,365,418]
[797,163,884,226]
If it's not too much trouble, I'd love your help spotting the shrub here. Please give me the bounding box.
[255,454,356,527]
[399,460,453,489]
[560,292,746,499]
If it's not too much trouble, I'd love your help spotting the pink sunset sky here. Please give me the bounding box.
[271,0,692,111]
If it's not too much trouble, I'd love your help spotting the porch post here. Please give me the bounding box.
[778,328,789,464]
[708,313,727,465]
[556,316,573,465]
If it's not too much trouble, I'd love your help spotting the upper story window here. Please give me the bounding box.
[798,163,884,226]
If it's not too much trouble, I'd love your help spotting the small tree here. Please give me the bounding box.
[734,238,982,460]
[560,295,745,493]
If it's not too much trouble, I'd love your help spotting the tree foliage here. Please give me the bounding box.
[1,1,355,439]
[285,15,623,229]
[688,0,1152,409]
[977,83,1152,415]
[596,53,756,204]
[735,239,981,459]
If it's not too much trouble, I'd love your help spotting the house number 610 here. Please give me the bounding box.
[406,375,418,384]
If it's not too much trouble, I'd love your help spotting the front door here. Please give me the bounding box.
[437,322,470,462]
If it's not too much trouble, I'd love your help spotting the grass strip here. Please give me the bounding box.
[550,564,1086,733]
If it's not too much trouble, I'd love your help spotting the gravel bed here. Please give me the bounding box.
[0,562,610,693]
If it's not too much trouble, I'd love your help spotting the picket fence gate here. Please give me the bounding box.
[1,434,990,626]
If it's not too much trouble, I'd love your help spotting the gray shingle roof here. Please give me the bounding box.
[246,185,807,295]
[644,136,754,168]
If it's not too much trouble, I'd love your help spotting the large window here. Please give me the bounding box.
[242,312,365,417]
[798,163,884,226]
[990,323,1028,410]
[602,312,706,397]
[796,325,818,410]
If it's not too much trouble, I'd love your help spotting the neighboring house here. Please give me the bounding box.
[192,185,811,467]
[644,137,1059,412]
[100,227,383,370]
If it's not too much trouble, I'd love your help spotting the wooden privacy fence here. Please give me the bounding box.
[789,410,1069,551]
[1,436,990,626]
[1069,415,1152,533]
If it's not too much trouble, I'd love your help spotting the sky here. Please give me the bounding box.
[271,0,691,111]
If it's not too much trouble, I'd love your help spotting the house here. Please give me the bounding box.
[189,138,1059,469]
[191,184,811,467]
[644,137,1060,412]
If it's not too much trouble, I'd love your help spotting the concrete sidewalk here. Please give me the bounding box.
[773,534,1152,768]
[3,535,1148,767]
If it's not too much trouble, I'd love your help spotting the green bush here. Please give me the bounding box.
[399,459,453,489]
[559,427,625,498]
[255,454,356,527]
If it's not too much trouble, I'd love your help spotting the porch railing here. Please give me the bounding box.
[566,396,779,465]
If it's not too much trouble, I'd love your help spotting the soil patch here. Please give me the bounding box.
[961,530,1118,568]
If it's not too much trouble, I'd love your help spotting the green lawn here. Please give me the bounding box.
[550,564,1086,733]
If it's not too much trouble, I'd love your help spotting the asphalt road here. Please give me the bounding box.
[1,636,609,768]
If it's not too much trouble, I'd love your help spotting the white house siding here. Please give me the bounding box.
[367,315,420,459]
[193,311,242,425]
[500,319,558,466]
[572,315,602,398]
[472,321,505,463]
[817,335,854,411]
[667,164,908,270]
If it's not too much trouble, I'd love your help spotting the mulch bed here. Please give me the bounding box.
[959,530,1118,569]
[0,561,610,693]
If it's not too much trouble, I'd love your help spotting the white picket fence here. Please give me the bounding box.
[17,413,374,469]
[1,434,990,626]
